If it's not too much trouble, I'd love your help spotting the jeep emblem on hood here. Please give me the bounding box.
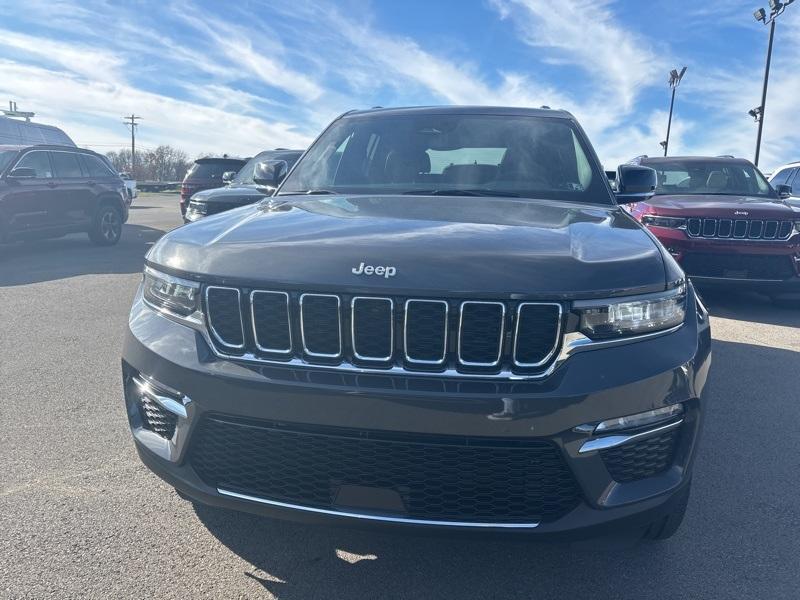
[352,262,397,278]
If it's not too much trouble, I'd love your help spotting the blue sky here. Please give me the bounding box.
[0,0,798,170]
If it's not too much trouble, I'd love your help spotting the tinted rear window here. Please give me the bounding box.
[187,160,245,180]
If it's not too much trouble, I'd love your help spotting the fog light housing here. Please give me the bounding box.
[594,404,684,433]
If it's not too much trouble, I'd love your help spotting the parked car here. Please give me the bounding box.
[0,115,75,146]
[768,160,800,202]
[179,156,247,215]
[124,106,711,541]
[626,156,800,303]
[184,149,303,223]
[0,144,128,245]
[118,172,138,205]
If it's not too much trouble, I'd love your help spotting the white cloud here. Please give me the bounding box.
[0,60,312,156]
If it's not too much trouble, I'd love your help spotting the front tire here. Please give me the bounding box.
[641,483,690,541]
[88,204,123,246]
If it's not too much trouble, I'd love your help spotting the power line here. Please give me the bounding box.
[123,114,142,176]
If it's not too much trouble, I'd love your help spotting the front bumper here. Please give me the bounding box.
[649,226,800,293]
[122,285,711,537]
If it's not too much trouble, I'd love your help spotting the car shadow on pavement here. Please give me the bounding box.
[190,337,800,599]
[0,223,167,287]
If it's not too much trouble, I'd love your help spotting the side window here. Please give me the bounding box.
[51,152,84,178]
[785,168,798,189]
[15,151,53,178]
[770,168,790,187]
[81,154,114,178]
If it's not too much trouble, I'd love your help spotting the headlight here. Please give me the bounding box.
[142,266,200,317]
[188,200,207,215]
[574,285,686,340]
[642,215,686,229]
[794,220,800,234]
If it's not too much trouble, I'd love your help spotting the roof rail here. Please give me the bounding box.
[627,155,648,165]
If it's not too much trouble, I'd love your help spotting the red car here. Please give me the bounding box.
[625,156,800,303]
[179,156,247,215]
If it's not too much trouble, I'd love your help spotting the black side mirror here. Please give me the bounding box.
[8,167,37,179]
[615,164,657,204]
[222,171,236,184]
[253,160,289,189]
[775,184,792,199]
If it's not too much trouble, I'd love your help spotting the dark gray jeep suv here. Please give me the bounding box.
[0,144,128,245]
[122,106,711,540]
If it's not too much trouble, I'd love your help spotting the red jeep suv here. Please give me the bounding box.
[626,156,800,303]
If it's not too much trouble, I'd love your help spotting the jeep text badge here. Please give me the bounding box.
[352,262,397,278]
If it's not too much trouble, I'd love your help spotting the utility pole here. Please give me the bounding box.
[663,67,687,157]
[123,114,141,177]
[752,0,794,167]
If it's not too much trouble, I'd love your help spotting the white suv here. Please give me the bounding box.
[769,161,800,201]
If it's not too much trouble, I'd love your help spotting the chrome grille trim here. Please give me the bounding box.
[351,296,394,362]
[250,290,292,354]
[512,302,563,368]
[686,217,793,240]
[299,293,342,359]
[403,299,448,365]
[457,301,506,367]
[204,286,245,349]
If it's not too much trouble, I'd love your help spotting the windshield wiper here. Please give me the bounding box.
[401,188,520,198]
[278,189,336,196]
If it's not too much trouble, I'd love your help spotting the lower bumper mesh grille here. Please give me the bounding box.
[190,416,582,524]
[681,253,795,280]
[139,396,178,439]
[600,427,680,483]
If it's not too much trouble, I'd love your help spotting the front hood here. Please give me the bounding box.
[645,194,799,218]
[191,185,269,206]
[148,195,666,298]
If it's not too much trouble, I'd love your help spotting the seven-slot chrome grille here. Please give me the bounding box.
[686,217,793,240]
[203,287,563,376]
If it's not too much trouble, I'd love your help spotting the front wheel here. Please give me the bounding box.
[88,204,123,246]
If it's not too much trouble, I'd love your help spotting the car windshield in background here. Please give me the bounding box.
[648,160,774,197]
[279,114,611,204]
[0,150,18,173]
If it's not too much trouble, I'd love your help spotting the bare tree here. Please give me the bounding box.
[106,145,190,181]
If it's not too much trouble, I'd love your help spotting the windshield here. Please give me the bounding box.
[0,150,18,173]
[648,159,774,197]
[279,113,611,204]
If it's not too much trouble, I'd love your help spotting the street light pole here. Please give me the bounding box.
[663,67,686,157]
[754,17,776,167]
[752,0,794,167]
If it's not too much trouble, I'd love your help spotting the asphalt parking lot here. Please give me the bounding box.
[1,192,799,599]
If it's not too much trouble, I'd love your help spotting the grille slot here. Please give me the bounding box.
[458,302,506,367]
[300,294,342,358]
[205,286,244,349]
[513,303,562,367]
[139,395,178,440]
[685,217,793,240]
[190,416,582,524]
[203,290,563,376]
[600,427,680,483]
[351,297,393,361]
[404,300,448,365]
[251,291,292,354]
